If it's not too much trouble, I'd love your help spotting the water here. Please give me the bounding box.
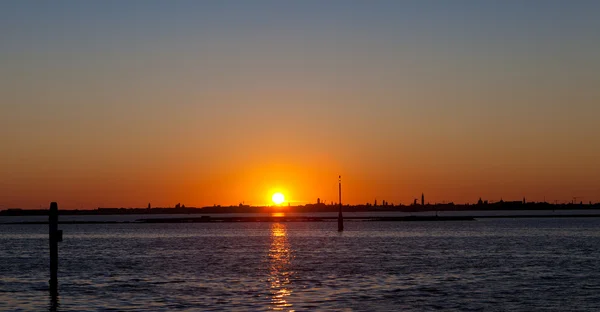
[2,217,600,311]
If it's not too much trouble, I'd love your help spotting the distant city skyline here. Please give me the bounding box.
[1,193,597,210]
[1,1,599,209]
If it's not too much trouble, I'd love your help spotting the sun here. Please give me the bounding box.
[272,192,285,205]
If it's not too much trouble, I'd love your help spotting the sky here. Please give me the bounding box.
[1,1,599,209]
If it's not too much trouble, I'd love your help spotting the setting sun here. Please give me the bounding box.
[272,192,285,205]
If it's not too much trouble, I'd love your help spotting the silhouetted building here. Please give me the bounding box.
[317,198,321,204]
[422,193,425,206]
[147,203,151,209]
[504,201,522,205]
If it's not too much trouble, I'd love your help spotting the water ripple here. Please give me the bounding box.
[1,219,600,311]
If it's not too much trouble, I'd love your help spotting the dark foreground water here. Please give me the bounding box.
[2,218,600,311]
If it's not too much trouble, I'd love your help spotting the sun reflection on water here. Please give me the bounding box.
[268,223,294,311]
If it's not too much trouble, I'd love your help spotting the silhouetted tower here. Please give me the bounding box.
[338,175,343,232]
[317,198,321,204]
[421,193,425,206]
[147,203,151,209]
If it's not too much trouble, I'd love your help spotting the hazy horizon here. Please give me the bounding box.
[2,1,599,209]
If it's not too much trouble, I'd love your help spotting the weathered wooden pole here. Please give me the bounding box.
[49,202,61,293]
[338,175,343,232]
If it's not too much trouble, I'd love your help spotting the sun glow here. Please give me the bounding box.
[272,192,285,205]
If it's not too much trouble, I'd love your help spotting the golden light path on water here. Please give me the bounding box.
[268,223,294,311]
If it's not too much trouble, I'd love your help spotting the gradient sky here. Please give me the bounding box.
[1,1,599,209]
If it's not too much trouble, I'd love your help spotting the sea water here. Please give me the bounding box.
[1,217,600,311]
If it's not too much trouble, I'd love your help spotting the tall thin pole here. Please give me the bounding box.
[49,202,58,293]
[338,175,343,232]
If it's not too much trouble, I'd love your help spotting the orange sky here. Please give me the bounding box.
[1,2,600,209]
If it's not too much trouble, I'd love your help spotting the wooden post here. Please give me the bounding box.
[338,176,343,232]
[49,202,60,293]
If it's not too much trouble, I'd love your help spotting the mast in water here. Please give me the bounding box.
[338,175,343,232]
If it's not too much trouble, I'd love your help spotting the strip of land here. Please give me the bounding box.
[4,216,474,224]
[2,201,598,217]
[6,214,600,225]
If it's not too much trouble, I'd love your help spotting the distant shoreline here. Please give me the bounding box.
[5,214,600,225]
[1,202,599,217]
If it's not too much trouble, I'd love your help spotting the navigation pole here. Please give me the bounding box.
[49,202,62,295]
[338,175,344,232]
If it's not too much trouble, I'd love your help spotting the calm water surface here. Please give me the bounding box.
[2,218,600,311]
